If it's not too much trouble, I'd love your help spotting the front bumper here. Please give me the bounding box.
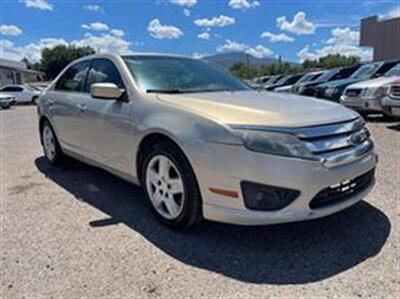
[187,141,377,225]
[0,99,15,107]
[381,96,400,117]
[340,95,382,113]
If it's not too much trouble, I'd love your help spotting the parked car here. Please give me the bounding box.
[381,79,400,118]
[262,74,285,88]
[0,93,16,109]
[0,84,41,104]
[296,65,360,97]
[340,63,400,116]
[250,76,270,88]
[38,54,377,228]
[285,71,325,94]
[265,73,304,91]
[315,60,399,102]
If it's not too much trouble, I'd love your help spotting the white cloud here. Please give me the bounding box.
[261,31,294,43]
[110,29,125,37]
[216,39,273,58]
[23,0,53,11]
[183,8,191,16]
[277,11,316,35]
[198,32,210,40]
[217,39,248,53]
[0,25,23,36]
[73,33,132,55]
[169,0,197,7]
[147,19,183,39]
[194,15,236,27]
[380,6,400,20]
[297,44,372,62]
[326,27,359,45]
[297,26,372,62]
[228,0,260,10]
[0,32,133,62]
[192,52,210,59]
[1,38,67,62]
[83,5,104,13]
[245,45,273,59]
[81,22,109,31]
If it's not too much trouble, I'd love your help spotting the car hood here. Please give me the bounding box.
[317,78,361,89]
[346,76,399,89]
[157,90,358,127]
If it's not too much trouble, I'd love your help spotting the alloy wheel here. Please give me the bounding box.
[145,155,185,220]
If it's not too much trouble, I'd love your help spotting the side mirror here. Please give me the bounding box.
[90,83,125,100]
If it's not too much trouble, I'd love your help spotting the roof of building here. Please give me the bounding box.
[0,58,45,75]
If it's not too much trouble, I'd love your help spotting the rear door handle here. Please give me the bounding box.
[77,104,87,113]
[48,98,55,104]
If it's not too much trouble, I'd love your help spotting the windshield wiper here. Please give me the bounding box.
[146,89,184,94]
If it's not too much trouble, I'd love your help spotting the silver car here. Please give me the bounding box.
[37,54,377,228]
[381,79,400,118]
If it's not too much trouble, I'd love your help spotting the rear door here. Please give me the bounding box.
[47,60,91,153]
[79,58,133,173]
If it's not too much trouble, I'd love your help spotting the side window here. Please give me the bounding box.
[55,61,90,92]
[85,59,124,93]
[1,86,22,92]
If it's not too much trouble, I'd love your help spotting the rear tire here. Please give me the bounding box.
[141,140,203,229]
[40,121,65,165]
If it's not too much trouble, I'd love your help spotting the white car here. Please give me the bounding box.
[0,84,41,104]
[340,63,400,116]
[381,79,400,118]
[0,93,16,109]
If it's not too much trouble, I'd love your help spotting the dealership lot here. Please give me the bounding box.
[1,106,399,298]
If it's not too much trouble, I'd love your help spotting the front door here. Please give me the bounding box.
[79,58,134,174]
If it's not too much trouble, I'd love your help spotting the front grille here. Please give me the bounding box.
[389,84,400,99]
[310,168,375,209]
[345,88,362,97]
[279,117,374,168]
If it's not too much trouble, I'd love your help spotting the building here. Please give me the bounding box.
[0,58,45,87]
[360,15,400,61]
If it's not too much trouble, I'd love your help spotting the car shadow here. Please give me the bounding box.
[386,123,400,131]
[364,114,397,123]
[35,156,390,285]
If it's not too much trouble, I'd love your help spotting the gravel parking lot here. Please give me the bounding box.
[1,106,399,298]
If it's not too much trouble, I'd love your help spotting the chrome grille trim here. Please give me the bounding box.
[389,84,400,99]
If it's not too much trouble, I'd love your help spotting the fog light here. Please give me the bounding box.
[241,181,300,211]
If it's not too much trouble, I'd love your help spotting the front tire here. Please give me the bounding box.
[141,141,203,229]
[40,121,64,165]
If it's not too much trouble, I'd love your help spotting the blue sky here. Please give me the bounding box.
[1,0,399,63]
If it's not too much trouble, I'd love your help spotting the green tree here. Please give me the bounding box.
[39,45,95,79]
[303,54,361,70]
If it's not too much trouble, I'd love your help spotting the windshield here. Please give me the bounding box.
[275,75,290,85]
[124,56,250,93]
[316,69,338,81]
[385,63,400,76]
[295,72,320,85]
[351,63,380,79]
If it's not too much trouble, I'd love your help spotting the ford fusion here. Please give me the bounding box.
[37,54,377,228]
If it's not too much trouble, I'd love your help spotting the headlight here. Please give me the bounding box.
[236,130,316,160]
[325,87,337,96]
[374,86,389,98]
